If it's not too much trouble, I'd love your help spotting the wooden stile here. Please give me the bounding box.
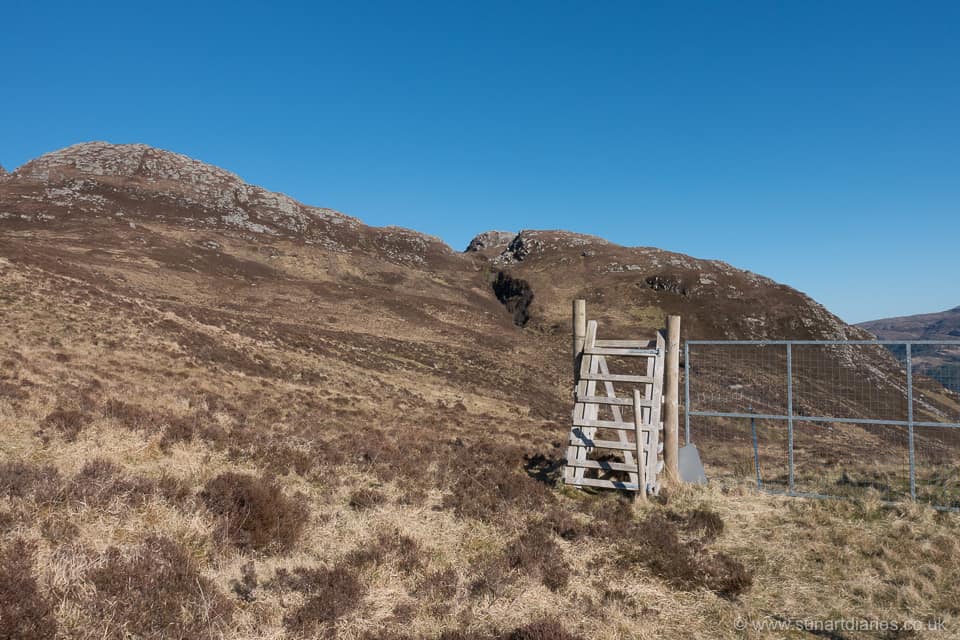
[563,302,668,495]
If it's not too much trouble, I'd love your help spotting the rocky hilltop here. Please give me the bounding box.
[3,142,455,267]
[0,141,871,343]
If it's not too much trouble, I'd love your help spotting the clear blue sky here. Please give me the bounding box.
[2,1,958,323]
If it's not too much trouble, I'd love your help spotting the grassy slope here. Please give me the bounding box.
[2,221,959,638]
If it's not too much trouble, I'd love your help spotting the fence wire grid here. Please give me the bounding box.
[683,340,960,510]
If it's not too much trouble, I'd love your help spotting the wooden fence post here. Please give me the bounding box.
[572,299,586,379]
[633,388,648,501]
[664,315,681,484]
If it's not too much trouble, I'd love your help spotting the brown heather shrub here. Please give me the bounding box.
[443,472,555,523]
[506,522,570,591]
[469,553,514,598]
[42,407,87,442]
[415,566,459,601]
[68,458,125,505]
[0,539,58,640]
[159,416,195,450]
[277,565,365,637]
[67,458,192,509]
[436,632,489,640]
[682,507,725,541]
[505,618,584,640]
[344,528,424,572]
[40,516,80,543]
[257,441,313,476]
[0,380,27,401]
[200,472,309,552]
[101,398,154,431]
[541,507,584,541]
[359,618,582,640]
[87,535,232,640]
[0,460,63,503]
[398,485,429,506]
[605,508,752,598]
[231,560,258,602]
[348,487,387,510]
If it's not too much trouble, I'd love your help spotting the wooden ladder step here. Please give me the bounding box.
[594,339,655,348]
[566,477,641,491]
[584,346,659,357]
[580,372,654,383]
[576,395,657,407]
[570,433,636,450]
[572,417,658,431]
[564,458,640,473]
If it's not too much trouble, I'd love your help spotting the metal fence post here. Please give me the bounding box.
[750,408,763,489]
[684,341,691,445]
[787,343,794,495]
[907,343,916,500]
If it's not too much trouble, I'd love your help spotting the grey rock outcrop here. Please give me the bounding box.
[465,230,515,253]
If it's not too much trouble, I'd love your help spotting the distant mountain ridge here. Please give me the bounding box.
[859,307,960,393]
[859,306,960,341]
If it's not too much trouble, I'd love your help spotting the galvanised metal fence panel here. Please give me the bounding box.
[683,340,960,510]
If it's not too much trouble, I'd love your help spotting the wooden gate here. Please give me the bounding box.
[563,318,665,496]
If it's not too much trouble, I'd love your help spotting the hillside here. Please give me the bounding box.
[1,143,958,639]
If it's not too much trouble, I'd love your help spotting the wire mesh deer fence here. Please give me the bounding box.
[683,340,960,510]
